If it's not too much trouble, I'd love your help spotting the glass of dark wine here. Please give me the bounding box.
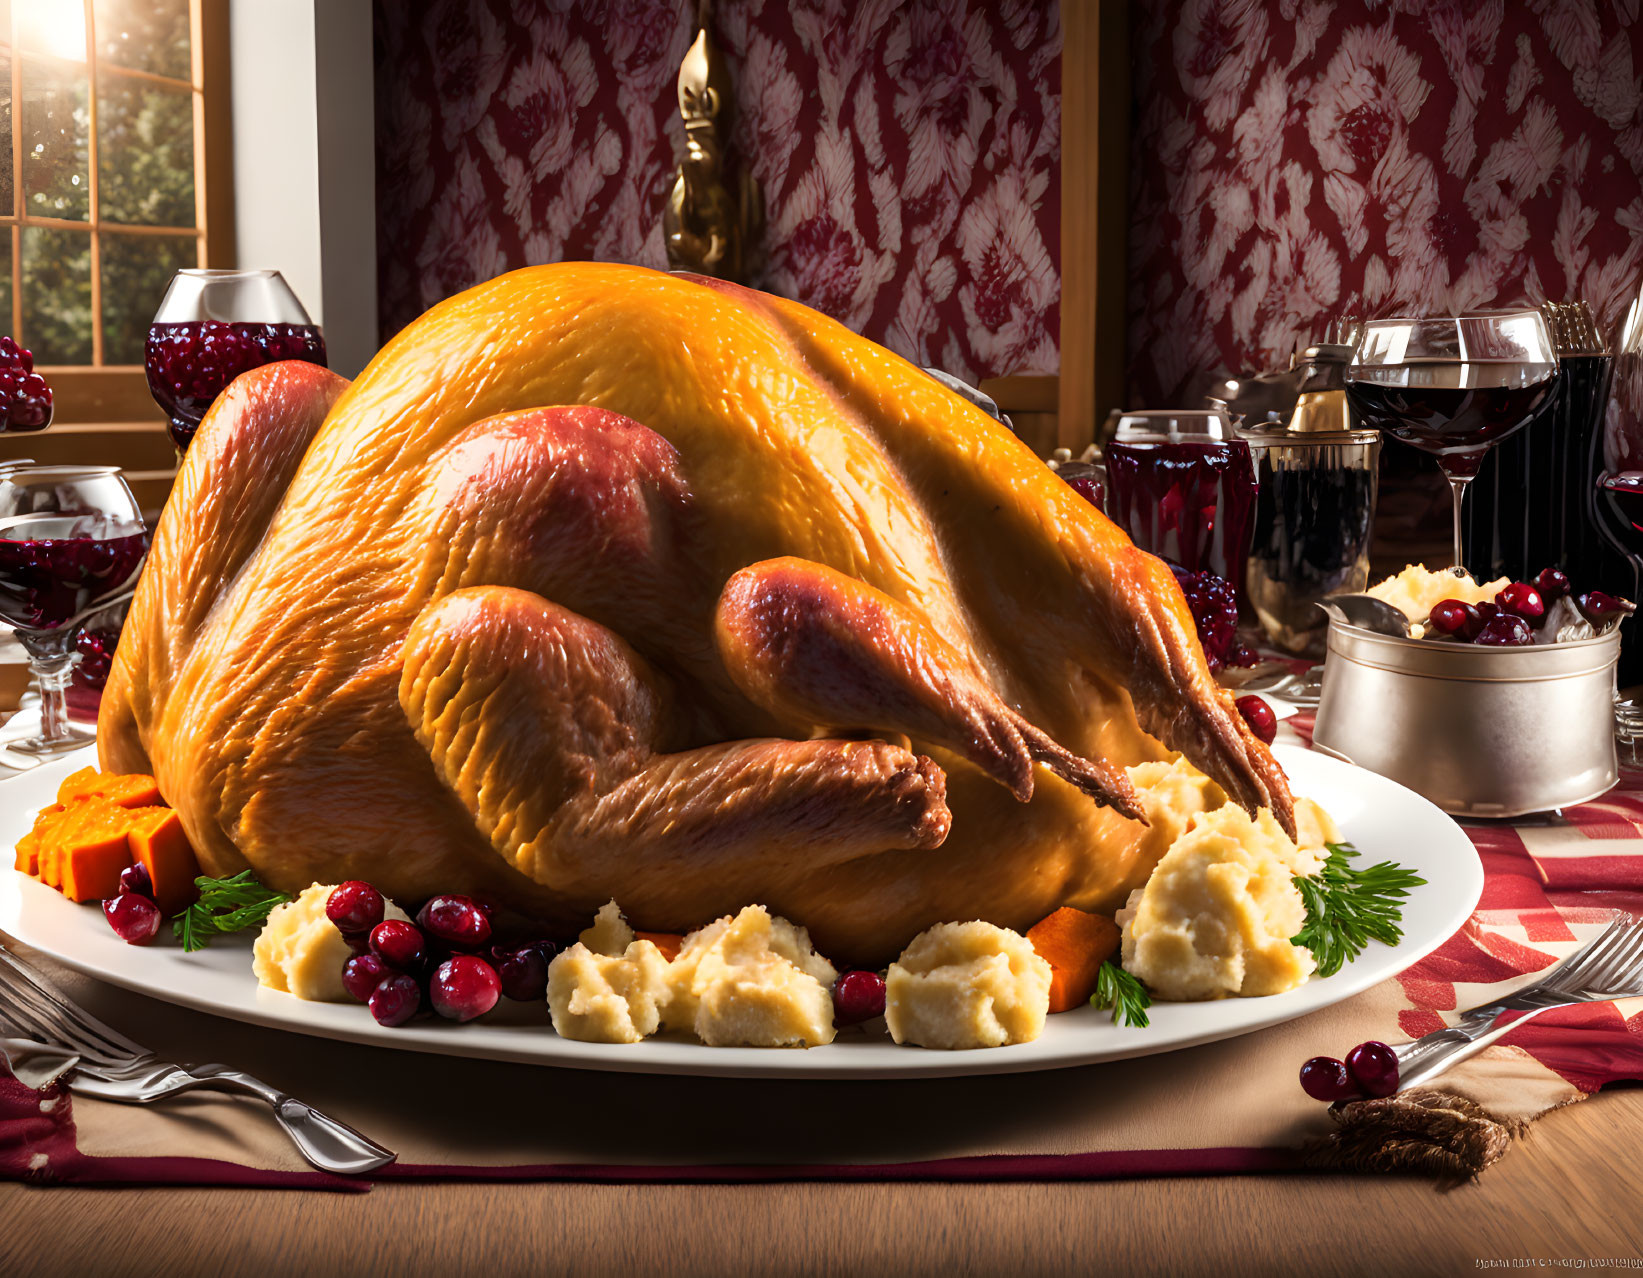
[1103,410,1259,594]
[0,466,147,756]
[1346,310,1560,568]
[145,269,327,453]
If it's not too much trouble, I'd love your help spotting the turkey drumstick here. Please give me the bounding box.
[715,557,1145,820]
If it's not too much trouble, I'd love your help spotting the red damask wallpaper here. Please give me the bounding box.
[373,0,1063,382]
[1128,0,1643,405]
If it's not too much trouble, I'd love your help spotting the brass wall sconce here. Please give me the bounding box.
[663,0,762,281]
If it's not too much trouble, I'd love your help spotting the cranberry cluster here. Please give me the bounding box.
[0,336,52,433]
[1171,566,1257,673]
[102,862,164,944]
[145,321,327,448]
[326,881,558,1027]
[1424,567,1634,648]
[1299,1040,1399,1102]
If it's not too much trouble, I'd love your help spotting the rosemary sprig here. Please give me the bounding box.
[173,870,291,952]
[1292,841,1425,978]
[1089,960,1151,1028]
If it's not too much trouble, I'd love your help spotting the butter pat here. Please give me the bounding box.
[1118,805,1315,1000]
[547,900,670,1043]
[885,921,1051,1049]
[667,905,837,1048]
[253,883,409,1002]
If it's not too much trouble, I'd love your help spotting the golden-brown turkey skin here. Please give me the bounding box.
[99,262,1291,963]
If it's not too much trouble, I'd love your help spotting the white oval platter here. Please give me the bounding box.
[0,743,1480,1079]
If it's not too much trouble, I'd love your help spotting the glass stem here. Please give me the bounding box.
[14,631,78,748]
[1445,473,1472,571]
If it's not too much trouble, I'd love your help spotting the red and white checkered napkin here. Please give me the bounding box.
[1284,708,1643,1105]
[1392,787,1643,1098]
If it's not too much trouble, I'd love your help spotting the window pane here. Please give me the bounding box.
[22,54,90,222]
[21,226,92,364]
[98,77,194,226]
[0,236,12,341]
[18,0,85,62]
[0,47,12,218]
[100,231,194,363]
[94,0,190,82]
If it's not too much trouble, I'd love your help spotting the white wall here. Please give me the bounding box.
[229,0,377,378]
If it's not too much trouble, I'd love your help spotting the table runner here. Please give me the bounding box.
[3,718,1641,1190]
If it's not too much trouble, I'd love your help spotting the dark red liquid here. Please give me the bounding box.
[145,320,327,451]
[1600,472,1643,545]
[0,531,147,630]
[1105,438,1257,590]
[1347,366,1555,478]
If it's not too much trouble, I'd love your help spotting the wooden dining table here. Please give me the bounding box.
[3,707,1642,1278]
[1,1018,1640,1278]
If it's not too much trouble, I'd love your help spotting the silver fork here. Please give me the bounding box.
[0,940,395,1175]
[1393,912,1643,1090]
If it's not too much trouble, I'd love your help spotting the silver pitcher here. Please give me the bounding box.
[1313,621,1620,817]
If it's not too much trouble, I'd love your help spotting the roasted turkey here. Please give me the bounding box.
[99,263,1291,964]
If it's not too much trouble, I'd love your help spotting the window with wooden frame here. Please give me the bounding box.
[1,0,231,423]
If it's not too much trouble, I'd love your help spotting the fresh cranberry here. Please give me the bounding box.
[1171,567,1256,673]
[417,894,492,951]
[341,953,391,1003]
[490,942,555,1002]
[1298,1055,1360,1102]
[1534,567,1571,602]
[1474,613,1534,646]
[1426,598,1483,640]
[102,892,162,945]
[1494,582,1546,625]
[1576,590,1636,627]
[117,861,155,901]
[1234,694,1277,745]
[1344,1040,1400,1097]
[368,973,422,1027]
[832,970,888,1025]
[0,337,52,433]
[325,880,385,938]
[369,919,428,971]
[429,955,502,1022]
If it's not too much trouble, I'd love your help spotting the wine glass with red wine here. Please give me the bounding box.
[145,269,327,453]
[0,466,147,756]
[1346,310,1560,569]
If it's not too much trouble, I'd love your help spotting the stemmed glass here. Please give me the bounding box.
[1596,290,1643,757]
[145,269,327,453]
[0,467,147,756]
[1346,310,1560,568]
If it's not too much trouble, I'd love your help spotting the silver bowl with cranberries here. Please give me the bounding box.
[1312,570,1625,818]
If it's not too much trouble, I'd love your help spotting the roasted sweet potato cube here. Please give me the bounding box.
[57,767,163,810]
[15,802,70,878]
[1027,906,1121,1014]
[56,807,137,903]
[126,808,201,914]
